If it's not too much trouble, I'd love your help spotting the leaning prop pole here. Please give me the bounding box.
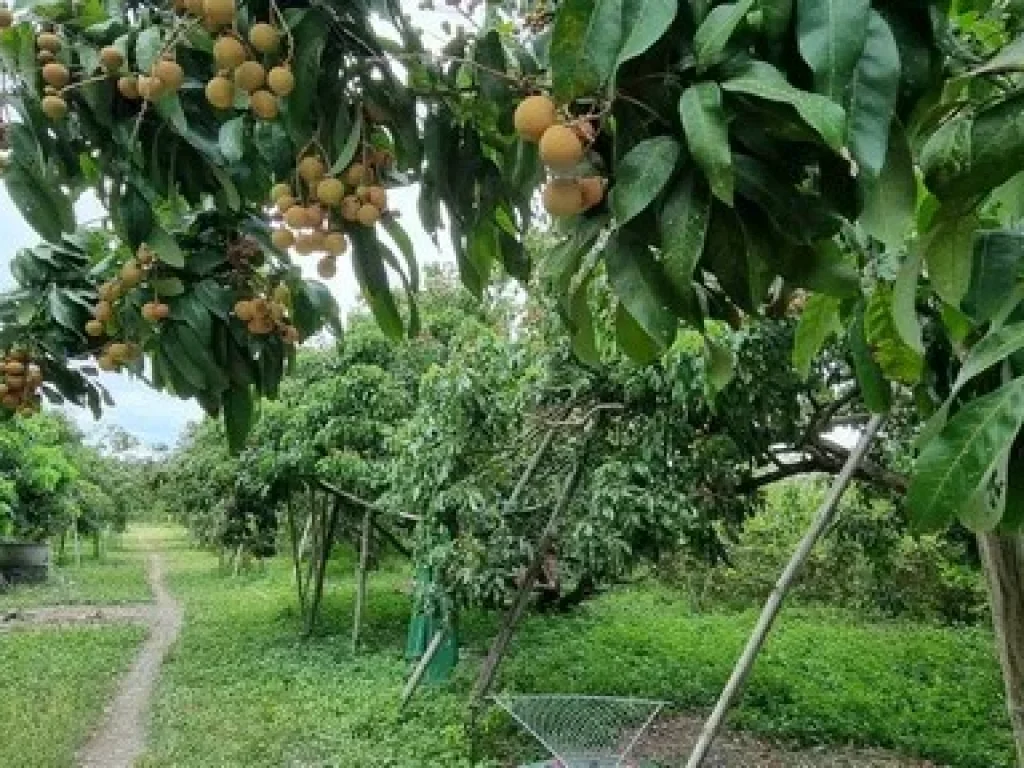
[685,413,886,768]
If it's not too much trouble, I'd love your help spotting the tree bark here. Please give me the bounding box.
[978,531,1024,766]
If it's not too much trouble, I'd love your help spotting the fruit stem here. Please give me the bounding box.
[269,0,294,66]
[61,73,112,93]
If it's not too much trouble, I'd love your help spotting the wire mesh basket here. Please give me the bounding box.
[492,693,666,768]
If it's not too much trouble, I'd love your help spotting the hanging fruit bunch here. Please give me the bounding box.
[514,94,606,218]
[0,349,43,414]
[232,281,300,343]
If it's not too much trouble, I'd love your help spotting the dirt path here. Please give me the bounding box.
[76,553,183,768]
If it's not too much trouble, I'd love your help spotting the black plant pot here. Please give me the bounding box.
[0,541,50,584]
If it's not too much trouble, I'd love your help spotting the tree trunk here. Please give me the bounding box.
[978,531,1024,766]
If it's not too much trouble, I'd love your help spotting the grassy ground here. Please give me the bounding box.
[0,625,147,768]
[140,535,1017,768]
[0,534,151,611]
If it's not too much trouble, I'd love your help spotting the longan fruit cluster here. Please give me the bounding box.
[232,285,299,342]
[269,152,390,280]
[37,31,71,120]
[514,94,606,218]
[0,350,42,414]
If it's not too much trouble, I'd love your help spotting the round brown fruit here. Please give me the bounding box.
[85,319,105,337]
[234,299,255,321]
[153,59,184,91]
[317,256,337,279]
[98,280,121,302]
[539,124,584,171]
[282,325,300,344]
[356,203,380,227]
[94,301,113,322]
[270,182,291,201]
[37,50,55,65]
[108,343,130,362]
[249,22,279,53]
[543,179,585,217]
[276,194,296,214]
[5,375,24,389]
[579,176,605,209]
[233,60,264,92]
[367,185,387,210]
[117,75,140,99]
[342,162,368,187]
[250,89,278,120]
[247,316,275,335]
[36,32,61,53]
[203,0,235,27]
[514,94,557,143]
[294,234,316,255]
[205,75,234,109]
[4,360,24,375]
[298,156,325,184]
[41,95,67,121]
[0,8,12,28]
[137,75,165,101]
[271,228,294,250]
[121,261,143,287]
[97,355,116,372]
[154,302,171,320]
[267,65,294,97]
[340,196,360,222]
[42,62,69,88]
[213,35,246,70]
[304,204,324,228]
[100,46,124,71]
[141,302,161,322]
[316,178,344,206]
[284,205,307,229]
[325,232,347,256]
[185,0,204,14]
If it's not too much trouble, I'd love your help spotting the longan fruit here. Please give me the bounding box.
[304,204,325,228]
[543,179,585,217]
[99,46,124,72]
[367,185,387,210]
[203,0,235,27]
[579,176,605,209]
[154,302,171,319]
[118,75,140,99]
[85,319,105,337]
[184,0,204,14]
[340,195,360,222]
[153,58,184,91]
[325,232,347,255]
[205,75,234,109]
[539,124,584,171]
[94,301,113,322]
[249,22,279,54]
[281,325,300,344]
[514,94,557,142]
[4,360,24,375]
[276,194,296,214]
[121,261,143,287]
[342,162,368,187]
[36,32,61,53]
[137,75,165,101]
[41,95,67,120]
[98,280,121,302]
[317,256,337,279]
[271,228,294,250]
[233,60,264,92]
[97,355,117,372]
[108,342,130,362]
[213,35,246,70]
[0,7,12,28]
[250,89,278,120]
[270,182,291,201]
[137,244,155,265]
[37,50,55,65]
[267,65,294,96]
[316,177,344,206]
[247,315,275,335]
[283,205,307,229]
[234,299,255,321]
[294,233,316,255]
[5,374,24,389]
[356,203,380,227]
[42,62,69,88]
[298,156,325,184]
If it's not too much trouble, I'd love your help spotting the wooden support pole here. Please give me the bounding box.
[685,414,885,768]
[352,508,372,654]
[401,629,446,710]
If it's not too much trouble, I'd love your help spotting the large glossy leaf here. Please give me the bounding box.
[792,293,841,379]
[609,136,680,226]
[860,122,916,249]
[148,225,186,269]
[134,25,163,73]
[845,11,900,178]
[328,109,363,176]
[964,230,1024,324]
[864,285,923,384]
[892,251,924,355]
[752,0,793,42]
[721,60,846,150]
[795,0,869,103]
[920,205,979,307]
[970,33,1024,76]
[550,0,624,102]
[908,376,1024,531]
[350,226,403,341]
[604,229,677,351]
[115,181,153,248]
[223,383,253,456]
[679,83,732,204]
[616,0,677,72]
[848,305,891,413]
[615,302,660,364]
[284,10,328,146]
[569,274,600,365]
[693,0,754,71]
[960,446,1009,533]
[659,171,711,311]
[218,117,246,165]
[4,161,74,244]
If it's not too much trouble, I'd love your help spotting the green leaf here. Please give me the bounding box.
[860,122,916,249]
[4,157,74,244]
[908,376,1024,531]
[694,0,754,71]
[921,205,979,308]
[892,251,924,355]
[704,337,735,395]
[284,10,328,146]
[752,0,793,42]
[605,229,677,351]
[569,274,600,365]
[615,302,661,364]
[795,0,869,103]
[965,230,1024,324]
[659,171,711,311]
[134,25,163,73]
[960,445,1009,533]
[970,33,1024,76]
[223,384,253,456]
[154,92,187,134]
[845,11,900,178]
[721,60,846,150]
[864,285,923,384]
[679,83,733,204]
[328,109,363,176]
[550,0,624,102]
[114,181,152,248]
[381,217,420,292]
[609,136,680,226]
[350,226,403,340]
[792,293,841,379]
[848,305,891,413]
[219,117,246,165]
[616,0,678,71]
[151,277,185,297]
[147,225,186,269]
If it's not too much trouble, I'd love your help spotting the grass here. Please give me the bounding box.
[0,625,147,768]
[139,538,1017,768]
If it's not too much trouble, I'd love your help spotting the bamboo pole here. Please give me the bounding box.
[685,413,885,768]
[352,508,372,653]
[401,629,446,709]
